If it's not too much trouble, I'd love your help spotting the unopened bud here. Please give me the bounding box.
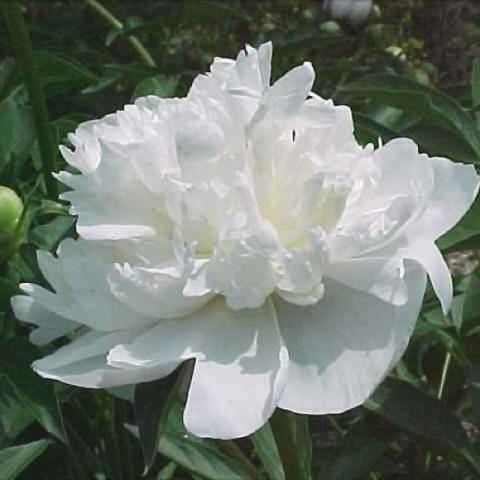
[0,186,23,237]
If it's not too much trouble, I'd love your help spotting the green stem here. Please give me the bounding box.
[2,1,57,199]
[218,440,264,480]
[84,0,157,67]
[270,410,307,480]
[424,351,452,473]
[436,351,452,400]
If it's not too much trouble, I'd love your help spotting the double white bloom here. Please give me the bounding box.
[12,43,479,439]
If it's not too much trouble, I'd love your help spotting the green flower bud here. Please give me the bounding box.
[0,186,23,236]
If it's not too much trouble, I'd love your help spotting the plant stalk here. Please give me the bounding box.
[424,351,452,473]
[84,0,157,67]
[2,1,57,199]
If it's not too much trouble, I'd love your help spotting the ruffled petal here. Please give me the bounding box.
[109,264,212,318]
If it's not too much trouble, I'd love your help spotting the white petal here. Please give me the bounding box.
[19,240,160,332]
[372,139,433,201]
[33,329,178,388]
[34,329,143,370]
[257,41,272,89]
[109,298,288,439]
[36,251,65,293]
[34,356,178,389]
[128,127,179,194]
[276,261,426,414]
[264,62,315,119]
[109,264,212,318]
[11,295,78,345]
[175,119,225,171]
[408,156,480,240]
[404,240,452,314]
[326,257,407,306]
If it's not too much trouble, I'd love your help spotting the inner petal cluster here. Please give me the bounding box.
[52,42,466,314]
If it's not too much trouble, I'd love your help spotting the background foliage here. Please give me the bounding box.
[1,0,480,478]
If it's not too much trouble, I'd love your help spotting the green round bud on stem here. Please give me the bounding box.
[0,186,23,236]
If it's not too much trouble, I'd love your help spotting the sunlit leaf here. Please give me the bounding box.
[251,422,285,480]
[126,423,249,480]
[0,439,50,480]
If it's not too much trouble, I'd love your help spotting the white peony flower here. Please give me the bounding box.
[12,42,480,439]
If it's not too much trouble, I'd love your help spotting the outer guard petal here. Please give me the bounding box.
[108,298,288,439]
[276,261,426,414]
[408,156,480,240]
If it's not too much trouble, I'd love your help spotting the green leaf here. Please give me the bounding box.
[126,424,249,480]
[33,51,96,95]
[134,370,180,473]
[81,74,121,95]
[450,272,480,334]
[0,89,34,173]
[251,422,285,480]
[366,377,480,473]
[0,278,20,311]
[466,359,480,423]
[0,338,66,443]
[402,123,478,164]
[270,410,312,480]
[0,58,17,101]
[472,57,480,124]
[29,215,76,252]
[352,112,398,146]
[157,461,177,480]
[0,377,34,448]
[339,74,480,159]
[129,375,251,480]
[290,414,312,479]
[462,272,480,327]
[320,414,397,480]
[438,195,480,251]
[105,16,145,47]
[0,440,50,480]
[133,75,179,100]
[9,243,43,284]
